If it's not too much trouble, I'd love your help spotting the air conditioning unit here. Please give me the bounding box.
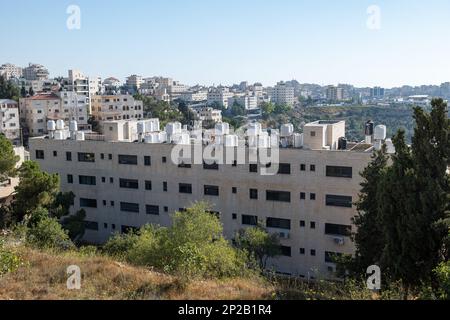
[279,232,290,239]
[334,237,345,246]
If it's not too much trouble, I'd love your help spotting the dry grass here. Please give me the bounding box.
[0,246,274,300]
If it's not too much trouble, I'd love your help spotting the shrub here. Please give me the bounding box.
[0,239,23,276]
[26,214,74,250]
[103,231,139,259]
[434,261,450,300]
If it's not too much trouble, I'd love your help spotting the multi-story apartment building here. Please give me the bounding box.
[268,82,295,106]
[0,63,23,80]
[207,87,233,108]
[126,75,144,90]
[179,90,208,102]
[191,107,222,122]
[63,70,102,98]
[29,119,390,278]
[326,86,344,102]
[228,95,258,110]
[19,92,89,136]
[90,94,144,123]
[0,99,20,142]
[23,63,49,81]
[103,77,121,93]
[370,87,385,99]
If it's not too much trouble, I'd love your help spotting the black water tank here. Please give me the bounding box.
[338,137,347,150]
[365,120,374,136]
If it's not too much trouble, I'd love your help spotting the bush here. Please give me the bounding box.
[0,239,23,276]
[103,231,139,259]
[26,214,74,250]
[434,261,450,300]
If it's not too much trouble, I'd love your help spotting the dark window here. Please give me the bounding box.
[300,248,305,255]
[53,151,57,157]
[300,164,306,171]
[101,153,105,160]
[266,190,291,203]
[266,217,291,230]
[232,187,237,194]
[249,164,258,173]
[162,156,167,163]
[178,162,191,168]
[146,205,160,215]
[278,163,291,174]
[78,152,95,162]
[249,189,258,199]
[121,225,138,234]
[66,152,72,161]
[145,180,152,190]
[101,177,106,183]
[204,185,219,196]
[310,249,316,256]
[35,150,44,159]
[310,193,316,200]
[310,165,316,172]
[79,175,96,185]
[120,202,139,213]
[232,160,237,167]
[280,246,291,257]
[300,220,305,227]
[179,183,192,194]
[232,213,237,220]
[326,166,353,178]
[112,224,116,230]
[67,174,73,184]
[325,251,343,263]
[80,198,97,208]
[118,154,137,165]
[325,223,351,236]
[119,178,139,189]
[164,206,168,212]
[242,214,258,226]
[310,222,316,229]
[144,156,151,166]
[300,192,306,200]
[102,200,107,206]
[203,161,219,170]
[108,154,112,160]
[326,195,352,208]
[84,221,99,231]
[109,177,114,183]
[110,201,115,206]
[104,223,108,229]
[163,181,167,192]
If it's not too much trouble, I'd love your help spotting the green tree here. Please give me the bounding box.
[20,85,27,98]
[28,87,34,97]
[0,75,20,101]
[0,134,19,183]
[61,209,86,243]
[234,225,281,270]
[261,102,275,119]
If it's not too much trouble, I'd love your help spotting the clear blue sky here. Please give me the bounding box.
[1,0,450,88]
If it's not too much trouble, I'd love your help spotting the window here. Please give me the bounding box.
[204,185,219,196]
[178,162,191,168]
[66,152,72,161]
[146,205,160,215]
[179,183,192,194]
[84,221,99,231]
[310,222,316,229]
[300,248,305,255]
[112,224,116,230]
[102,200,107,206]
[145,180,152,190]
[325,223,351,236]
[325,251,342,263]
[300,220,306,227]
[162,181,168,192]
[310,131,316,137]
[266,217,291,230]
[67,174,73,184]
[101,177,106,183]
[232,187,237,194]
[278,163,291,174]
[53,151,57,157]
[310,165,316,172]
[78,152,95,162]
[310,193,316,200]
[108,154,112,160]
[35,150,44,159]
[118,154,137,165]
[120,202,139,213]
[110,177,114,183]
[249,164,258,173]
[110,201,115,206]
[310,249,316,256]
[326,195,352,208]
[119,178,139,189]
[80,198,97,208]
[104,223,108,229]
[326,165,352,178]
[300,192,306,200]
[266,190,291,203]
[280,246,291,257]
[242,215,258,226]
[203,161,219,170]
[79,175,96,185]
[162,156,167,163]
[101,153,105,160]
[249,189,258,199]
[164,206,168,212]
[144,156,151,166]
[300,164,306,171]
[232,213,237,220]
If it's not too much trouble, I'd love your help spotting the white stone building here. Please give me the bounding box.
[207,87,233,108]
[0,99,20,142]
[90,94,144,123]
[0,63,23,80]
[267,82,295,107]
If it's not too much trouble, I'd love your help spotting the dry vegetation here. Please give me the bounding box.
[0,246,274,300]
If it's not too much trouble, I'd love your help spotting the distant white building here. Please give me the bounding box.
[90,94,143,123]
[179,90,208,102]
[126,75,144,90]
[228,95,258,110]
[23,63,49,81]
[192,107,222,122]
[0,63,23,80]
[326,86,344,102]
[207,87,233,108]
[0,99,20,142]
[103,77,121,92]
[268,82,295,106]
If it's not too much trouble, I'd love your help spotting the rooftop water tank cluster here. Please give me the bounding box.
[47,120,84,141]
